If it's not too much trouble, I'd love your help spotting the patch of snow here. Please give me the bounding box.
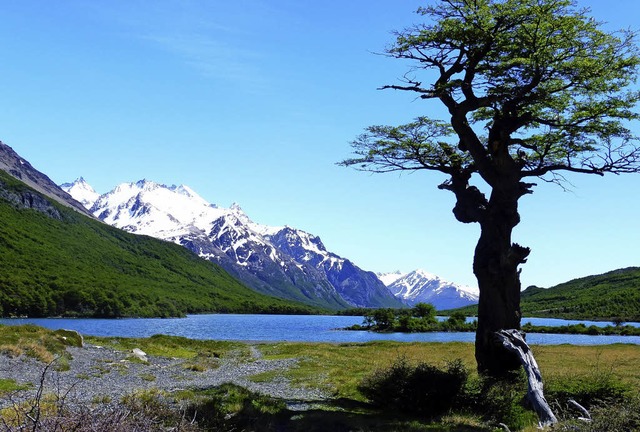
[60,177,100,208]
[377,271,406,286]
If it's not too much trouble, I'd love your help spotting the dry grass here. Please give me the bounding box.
[257,341,640,402]
[533,343,640,388]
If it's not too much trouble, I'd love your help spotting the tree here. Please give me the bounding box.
[342,0,640,376]
[413,302,437,322]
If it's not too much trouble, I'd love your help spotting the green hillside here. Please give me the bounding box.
[519,267,640,321]
[447,268,640,321]
[0,171,317,318]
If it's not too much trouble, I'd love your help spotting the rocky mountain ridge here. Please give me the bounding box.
[0,142,93,217]
[63,178,403,310]
[378,269,479,310]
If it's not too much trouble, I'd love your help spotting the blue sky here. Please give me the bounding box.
[1,0,639,289]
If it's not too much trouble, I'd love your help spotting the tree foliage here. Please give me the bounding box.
[344,0,640,194]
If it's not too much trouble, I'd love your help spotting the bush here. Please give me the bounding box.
[185,384,287,431]
[546,369,629,410]
[469,372,538,430]
[358,356,468,418]
[579,395,640,431]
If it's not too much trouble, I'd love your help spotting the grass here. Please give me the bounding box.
[532,343,640,390]
[0,324,74,362]
[0,379,30,395]
[2,325,640,430]
[85,333,250,362]
[256,341,477,400]
[256,340,640,397]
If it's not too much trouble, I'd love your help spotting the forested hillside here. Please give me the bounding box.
[448,268,640,321]
[519,268,640,321]
[0,171,316,317]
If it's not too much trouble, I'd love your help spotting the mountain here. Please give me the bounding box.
[269,227,401,308]
[377,271,405,287]
[59,177,99,209]
[378,269,479,310]
[64,178,403,310]
[0,142,93,217]
[0,169,314,318]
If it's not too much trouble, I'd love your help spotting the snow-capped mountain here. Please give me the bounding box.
[269,227,398,308]
[379,269,479,310]
[63,178,403,310]
[377,271,405,287]
[60,177,100,209]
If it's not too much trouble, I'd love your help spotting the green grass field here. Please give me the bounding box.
[2,324,639,431]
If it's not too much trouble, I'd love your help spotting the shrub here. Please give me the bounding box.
[358,356,468,417]
[546,369,629,410]
[578,395,640,431]
[470,372,538,430]
[184,384,287,431]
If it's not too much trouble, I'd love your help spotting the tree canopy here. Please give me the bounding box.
[343,0,640,204]
[342,0,640,376]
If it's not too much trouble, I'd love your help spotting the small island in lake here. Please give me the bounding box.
[345,303,640,336]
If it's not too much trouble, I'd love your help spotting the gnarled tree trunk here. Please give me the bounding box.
[473,184,530,375]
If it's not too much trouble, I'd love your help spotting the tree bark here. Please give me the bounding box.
[495,329,558,427]
[473,184,529,375]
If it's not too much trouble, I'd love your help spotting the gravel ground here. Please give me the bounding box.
[0,343,328,410]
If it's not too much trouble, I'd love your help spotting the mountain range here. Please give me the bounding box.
[378,270,479,310]
[62,178,406,310]
[0,140,478,313]
[4,141,637,320]
[0,142,313,318]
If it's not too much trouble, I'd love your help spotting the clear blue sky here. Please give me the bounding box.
[1,0,639,289]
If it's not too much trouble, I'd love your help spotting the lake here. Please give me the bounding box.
[1,314,639,345]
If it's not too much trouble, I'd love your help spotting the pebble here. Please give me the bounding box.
[0,344,328,409]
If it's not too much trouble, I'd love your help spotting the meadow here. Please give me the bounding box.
[1,324,639,431]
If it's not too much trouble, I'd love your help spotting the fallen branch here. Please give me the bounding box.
[495,329,558,428]
[568,398,592,422]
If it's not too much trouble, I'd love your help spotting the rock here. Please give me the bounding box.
[130,348,148,362]
[54,329,84,347]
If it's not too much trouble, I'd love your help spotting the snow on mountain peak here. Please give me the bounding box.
[376,271,406,286]
[382,268,479,310]
[171,184,202,199]
[61,177,406,309]
[60,177,100,209]
[413,269,439,280]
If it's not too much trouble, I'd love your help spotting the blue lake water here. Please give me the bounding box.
[1,314,639,345]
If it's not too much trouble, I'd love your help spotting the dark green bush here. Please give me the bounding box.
[358,357,468,417]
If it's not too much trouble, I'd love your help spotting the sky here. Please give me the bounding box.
[1,0,639,289]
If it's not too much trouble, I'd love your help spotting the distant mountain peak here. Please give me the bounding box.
[381,268,478,310]
[59,177,100,209]
[412,268,439,280]
[377,271,406,286]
